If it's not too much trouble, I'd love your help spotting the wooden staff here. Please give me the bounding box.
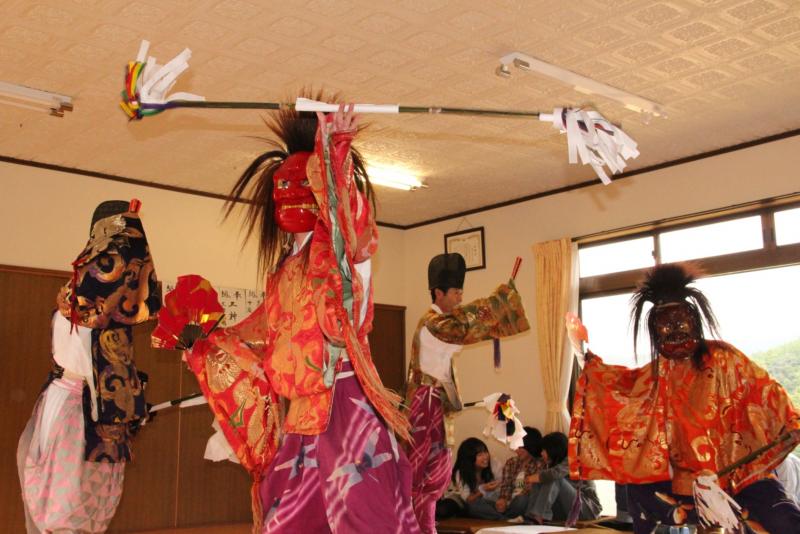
[718,431,797,478]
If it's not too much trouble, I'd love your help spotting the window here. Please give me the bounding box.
[659,215,762,263]
[776,207,800,246]
[695,266,800,367]
[581,265,800,371]
[580,292,651,366]
[578,237,654,277]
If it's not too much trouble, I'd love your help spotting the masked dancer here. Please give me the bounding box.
[570,263,800,533]
[182,98,419,533]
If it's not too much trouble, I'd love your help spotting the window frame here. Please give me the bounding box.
[579,198,800,299]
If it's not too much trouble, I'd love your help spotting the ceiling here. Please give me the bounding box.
[1,0,799,227]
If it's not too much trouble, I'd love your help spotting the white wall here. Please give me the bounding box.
[372,225,406,306]
[2,163,261,289]
[400,135,800,463]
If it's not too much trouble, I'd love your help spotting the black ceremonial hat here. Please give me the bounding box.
[428,253,466,290]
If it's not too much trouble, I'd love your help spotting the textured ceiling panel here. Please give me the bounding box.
[0,0,798,226]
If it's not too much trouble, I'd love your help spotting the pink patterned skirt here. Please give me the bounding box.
[17,377,125,533]
[259,362,421,533]
[407,385,452,534]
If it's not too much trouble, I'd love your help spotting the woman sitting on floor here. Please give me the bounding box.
[522,432,602,524]
[436,437,503,520]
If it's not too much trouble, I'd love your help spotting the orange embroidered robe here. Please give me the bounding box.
[569,340,800,496]
[186,125,408,484]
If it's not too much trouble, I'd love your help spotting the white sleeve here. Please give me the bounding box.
[51,312,98,420]
[777,454,800,505]
[419,325,461,383]
[204,419,240,464]
[455,472,471,500]
[354,259,371,329]
[52,311,93,379]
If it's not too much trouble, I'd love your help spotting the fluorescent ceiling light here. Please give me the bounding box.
[497,52,665,118]
[367,165,425,191]
[0,81,73,117]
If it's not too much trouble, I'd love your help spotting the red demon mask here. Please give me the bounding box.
[273,152,318,233]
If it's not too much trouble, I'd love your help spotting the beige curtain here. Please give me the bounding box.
[533,238,579,433]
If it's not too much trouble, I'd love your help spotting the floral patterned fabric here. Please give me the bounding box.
[406,385,451,534]
[569,340,800,495]
[258,362,419,533]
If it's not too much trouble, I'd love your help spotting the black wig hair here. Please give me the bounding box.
[630,262,720,367]
[521,426,543,458]
[451,437,494,492]
[541,432,568,467]
[224,89,373,274]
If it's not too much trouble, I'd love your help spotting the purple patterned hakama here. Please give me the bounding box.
[259,362,421,533]
[407,385,452,534]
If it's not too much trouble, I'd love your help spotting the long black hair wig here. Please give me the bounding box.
[224,90,373,274]
[630,262,720,368]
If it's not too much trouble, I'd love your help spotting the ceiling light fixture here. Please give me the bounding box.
[366,165,425,191]
[0,81,74,117]
[497,51,665,118]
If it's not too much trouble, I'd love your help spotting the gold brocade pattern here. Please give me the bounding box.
[207,351,242,394]
[96,329,141,423]
[569,341,800,495]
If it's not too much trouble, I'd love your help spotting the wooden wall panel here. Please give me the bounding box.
[175,365,252,527]
[369,304,406,394]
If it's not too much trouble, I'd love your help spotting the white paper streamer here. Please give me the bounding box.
[540,108,639,185]
[134,40,204,104]
[204,419,240,464]
[481,392,526,450]
[692,474,742,530]
[295,97,399,114]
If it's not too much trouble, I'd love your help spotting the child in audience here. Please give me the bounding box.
[523,432,602,524]
[495,426,545,518]
[438,437,503,520]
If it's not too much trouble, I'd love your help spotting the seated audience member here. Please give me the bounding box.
[523,432,602,524]
[495,426,545,518]
[439,437,503,520]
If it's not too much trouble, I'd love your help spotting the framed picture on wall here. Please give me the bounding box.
[444,227,485,271]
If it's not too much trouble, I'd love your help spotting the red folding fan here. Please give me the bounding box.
[151,274,224,350]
